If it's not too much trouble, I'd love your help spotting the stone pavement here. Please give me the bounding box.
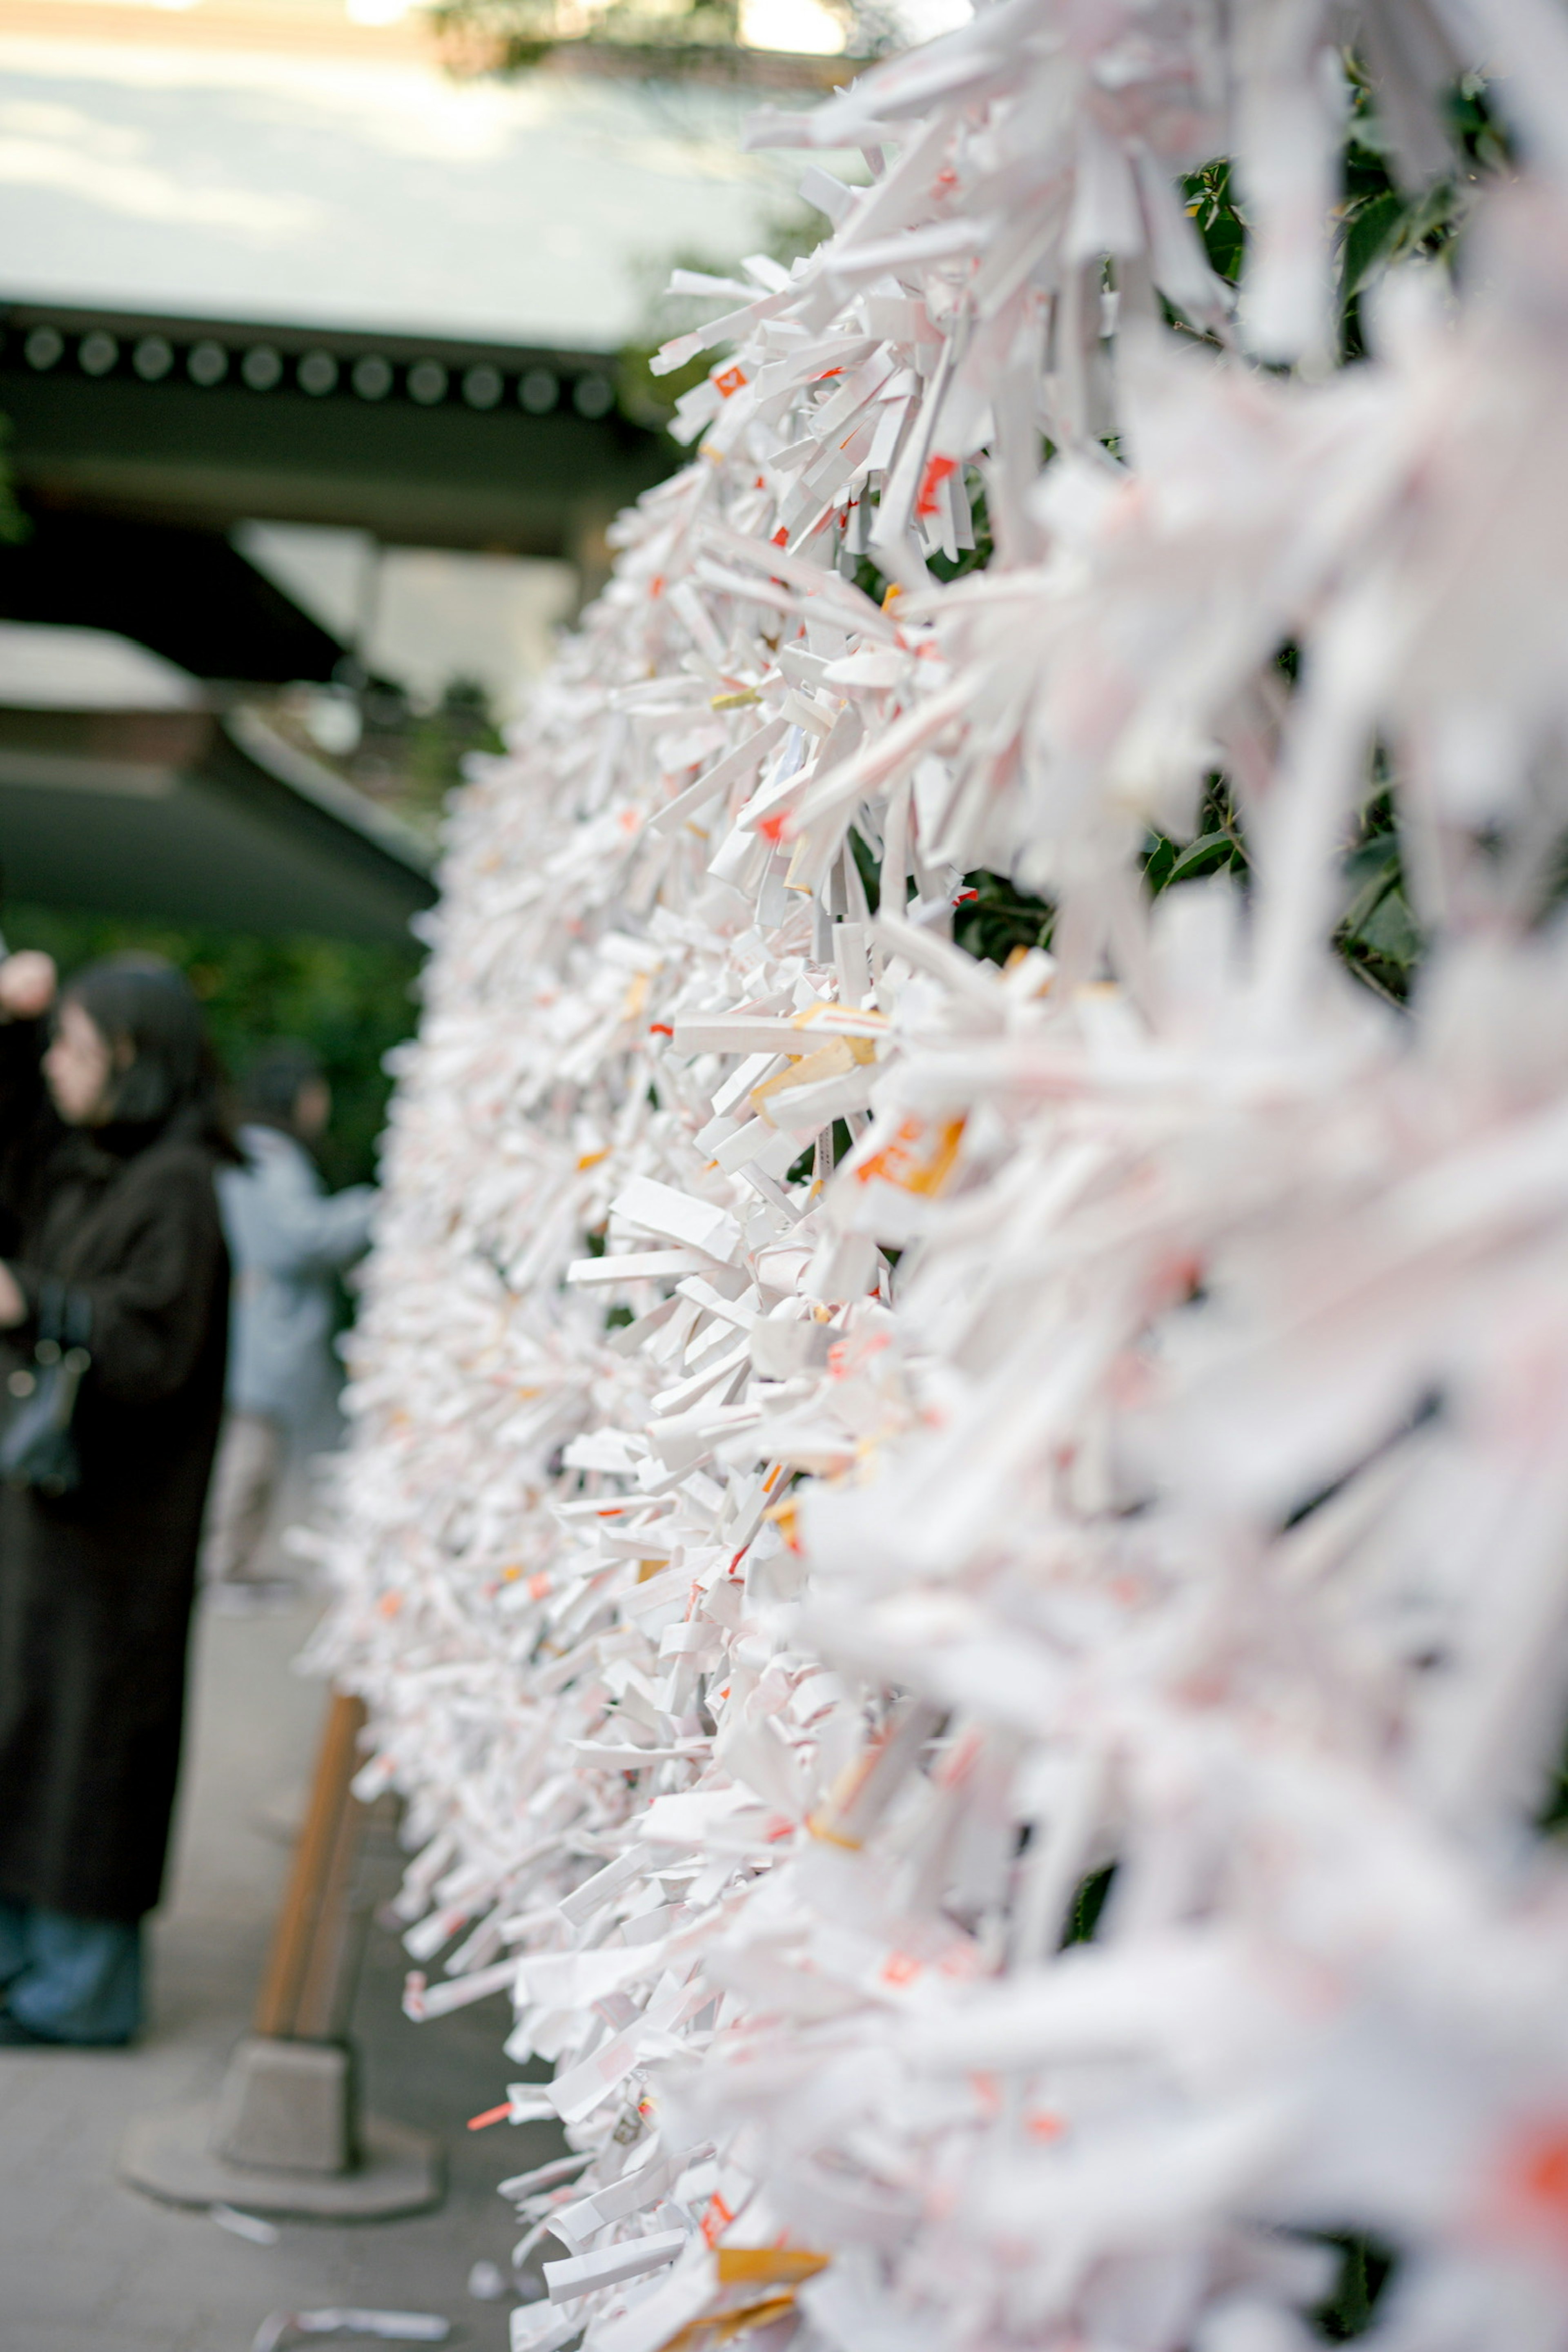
[0,1588,564,2352]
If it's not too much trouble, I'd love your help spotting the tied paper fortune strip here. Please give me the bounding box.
[312,9,1568,2352]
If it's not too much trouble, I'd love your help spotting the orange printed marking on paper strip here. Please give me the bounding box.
[701,2192,735,2247]
[853,1115,965,1196]
[1484,2121,1568,2246]
[713,365,748,398]
[915,454,958,518]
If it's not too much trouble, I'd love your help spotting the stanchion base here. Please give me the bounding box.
[120,2103,444,2221]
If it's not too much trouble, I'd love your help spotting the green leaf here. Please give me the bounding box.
[1338,833,1403,934]
[1163,831,1241,888]
[1354,886,1421,967]
[1142,835,1177,895]
[1341,190,1406,297]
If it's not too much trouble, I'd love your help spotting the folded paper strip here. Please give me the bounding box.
[313,7,1568,2349]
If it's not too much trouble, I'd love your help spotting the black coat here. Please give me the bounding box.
[0,1020,229,1922]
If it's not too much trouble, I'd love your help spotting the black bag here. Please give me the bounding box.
[0,1278,91,1496]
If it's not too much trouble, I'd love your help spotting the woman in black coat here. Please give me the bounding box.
[0,951,232,2045]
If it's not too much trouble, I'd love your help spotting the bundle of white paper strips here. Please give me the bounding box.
[314,6,1568,2349]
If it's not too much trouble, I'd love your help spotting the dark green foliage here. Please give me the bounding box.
[926,474,994,584]
[1447,72,1512,172]
[1143,777,1250,900]
[1183,67,1501,362]
[399,680,506,826]
[1061,1863,1116,1947]
[1140,777,1422,1009]
[432,0,740,71]
[0,416,27,548]
[1336,67,1479,360]
[849,825,884,915]
[786,1118,854,1186]
[0,906,420,1189]
[333,676,503,839]
[1309,2234,1399,2340]
[1144,828,1247,895]
[1336,794,1420,1003]
[953,871,1054,967]
[1182,157,1247,287]
[427,0,891,75]
[851,553,890,606]
[1537,1713,1568,1833]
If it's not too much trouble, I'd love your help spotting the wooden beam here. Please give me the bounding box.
[253,1689,369,2041]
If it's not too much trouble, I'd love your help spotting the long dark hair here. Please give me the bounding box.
[62,956,238,1157]
[240,1040,322,1134]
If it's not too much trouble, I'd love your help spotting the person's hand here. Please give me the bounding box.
[0,953,56,1023]
[0,1264,26,1329]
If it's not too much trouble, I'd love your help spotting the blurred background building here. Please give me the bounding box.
[0,0,878,1146]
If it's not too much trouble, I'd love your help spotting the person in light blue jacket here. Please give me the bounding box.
[202,1042,375,1591]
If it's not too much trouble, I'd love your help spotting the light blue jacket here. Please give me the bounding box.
[217,1124,376,1436]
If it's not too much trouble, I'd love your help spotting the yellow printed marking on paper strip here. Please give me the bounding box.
[715,2250,830,2287]
[750,1038,876,1126]
[657,2293,802,2352]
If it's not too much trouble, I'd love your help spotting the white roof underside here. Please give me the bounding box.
[0,621,203,709]
[0,30,815,348]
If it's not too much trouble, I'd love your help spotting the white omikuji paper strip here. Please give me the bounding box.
[312,7,1568,2351]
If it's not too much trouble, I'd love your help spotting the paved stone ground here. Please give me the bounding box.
[0,1582,563,2352]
